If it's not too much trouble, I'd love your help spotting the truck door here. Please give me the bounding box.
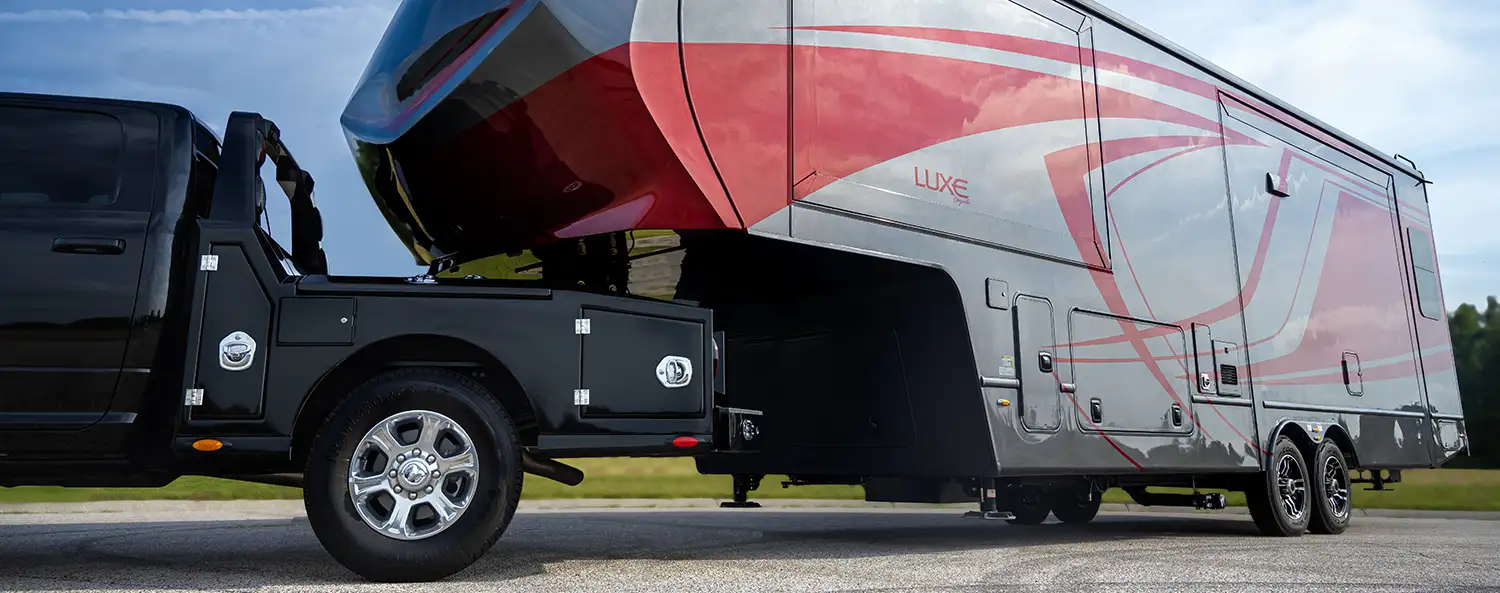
[0,101,156,429]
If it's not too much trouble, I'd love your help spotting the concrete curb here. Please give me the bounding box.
[2,498,1497,521]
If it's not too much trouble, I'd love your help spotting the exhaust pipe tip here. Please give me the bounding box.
[522,453,585,486]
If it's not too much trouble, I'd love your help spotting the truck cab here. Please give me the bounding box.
[0,94,221,465]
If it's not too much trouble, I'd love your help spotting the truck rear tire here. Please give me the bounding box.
[304,368,523,582]
[1307,441,1352,535]
[1246,436,1310,537]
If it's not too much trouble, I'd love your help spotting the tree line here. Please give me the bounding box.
[1452,298,1499,467]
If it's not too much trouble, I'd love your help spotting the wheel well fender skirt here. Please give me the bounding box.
[1265,419,1355,470]
[291,334,540,464]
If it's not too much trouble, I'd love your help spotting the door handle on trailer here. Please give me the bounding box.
[1059,382,1077,394]
[52,237,125,255]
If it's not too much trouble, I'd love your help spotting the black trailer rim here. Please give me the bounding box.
[347,410,479,541]
[1275,453,1307,521]
[1322,454,1351,519]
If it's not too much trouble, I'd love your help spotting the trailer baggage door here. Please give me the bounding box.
[1069,310,1192,435]
[1014,295,1062,431]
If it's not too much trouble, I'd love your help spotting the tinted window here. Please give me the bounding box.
[1408,227,1442,321]
[342,0,514,138]
[0,106,125,208]
[187,121,221,219]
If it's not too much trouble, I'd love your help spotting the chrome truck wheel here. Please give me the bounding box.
[1308,440,1352,534]
[347,410,478,541]
[305,369,523,582]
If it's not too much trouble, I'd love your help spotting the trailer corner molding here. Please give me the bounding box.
[656,356,692,388]
[218,331,257,372]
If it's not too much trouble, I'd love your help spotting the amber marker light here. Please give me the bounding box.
[192,439,224,452]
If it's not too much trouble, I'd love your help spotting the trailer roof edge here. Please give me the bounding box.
[1064,0,1431,184]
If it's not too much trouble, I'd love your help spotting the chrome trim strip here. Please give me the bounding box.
[1262,400,1429,419]
[1192,395,1254,408]
[981,377,1021,389]
[1431,413,1466,421]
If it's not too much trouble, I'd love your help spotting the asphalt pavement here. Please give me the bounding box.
[0,501,1497,592]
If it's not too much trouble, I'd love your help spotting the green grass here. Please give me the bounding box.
[1101,468,1500,512]
[3,459,1497,512]
[0,476,302,504]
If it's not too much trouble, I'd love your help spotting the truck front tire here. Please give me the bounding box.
[304,368,523,582]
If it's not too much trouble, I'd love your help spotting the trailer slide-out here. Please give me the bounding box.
[0,0,1465,583]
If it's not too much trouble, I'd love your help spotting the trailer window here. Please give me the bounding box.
[0,106,126,209]
[1408,227,1442,321]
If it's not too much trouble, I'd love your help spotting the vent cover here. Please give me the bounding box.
[1219,364,1239,386]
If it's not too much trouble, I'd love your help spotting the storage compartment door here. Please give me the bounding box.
[1070,310,1191,435]
[580,309,708,418]
[190,244,272,420]
[1014,295,1061,432]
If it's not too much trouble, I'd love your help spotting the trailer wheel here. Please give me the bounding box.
[1050,488,1101,525]
[1246,436,1311,537]
[1002,489,1051,525]
[304,368,523,582]
[1307,441,1352,535]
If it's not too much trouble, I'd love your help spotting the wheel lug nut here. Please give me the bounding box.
[409,492,418,500]
[388,470,397,478]
[413,450,422,457]
[425,486,433,494]
[396,454,405,462]
[427,455,436,463]
[394,486,403,493]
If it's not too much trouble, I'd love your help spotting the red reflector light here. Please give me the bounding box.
[672,436,699,449]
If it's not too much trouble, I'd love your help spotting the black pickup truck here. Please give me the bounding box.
[0,92,744,582]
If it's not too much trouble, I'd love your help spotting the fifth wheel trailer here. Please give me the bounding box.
[344,0,1466,536]
[0,0,1457,586]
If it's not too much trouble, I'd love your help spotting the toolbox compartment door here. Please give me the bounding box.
[580,308,708,418]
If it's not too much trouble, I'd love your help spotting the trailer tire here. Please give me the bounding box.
[1247,436,1311,537]
[1002,489,1051,525]
[304,368,523,582]
[1050,489,1101,525]
[1307,441,1352,535]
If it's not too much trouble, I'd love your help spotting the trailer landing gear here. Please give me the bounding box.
[720,474,763,508]
[962,479,1015,520]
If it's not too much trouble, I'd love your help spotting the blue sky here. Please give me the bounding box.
[1,0,1495,308]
